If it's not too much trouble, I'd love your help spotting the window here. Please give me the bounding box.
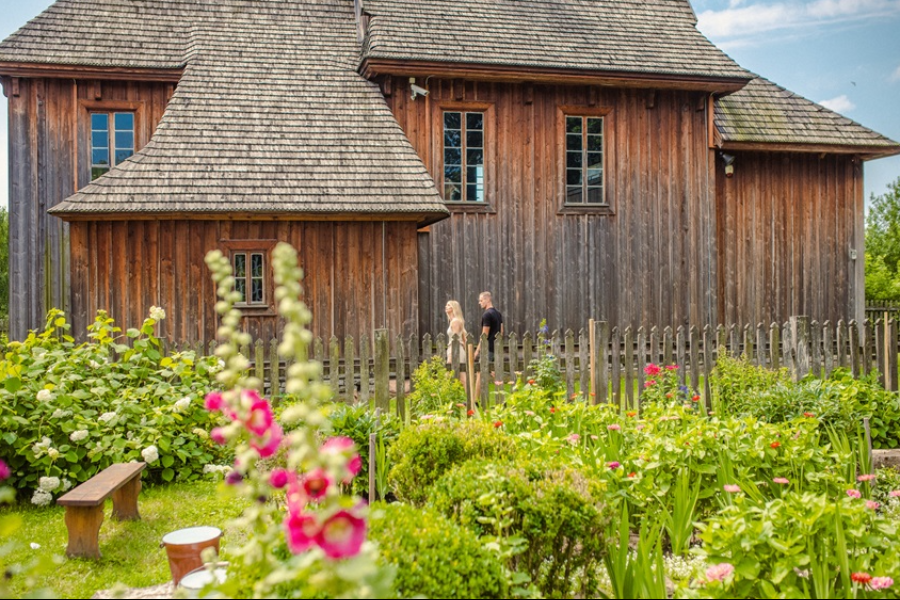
[565,115,604,205]
[233,252,266,306]
[91,112,135,180]
[443,111,485,202]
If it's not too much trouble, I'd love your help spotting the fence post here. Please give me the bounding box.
[344,337,356,404]
[408,333,419,395]
[611,326,621,408]
[589,319,596,396]
[623,327,634,412]
[886,316,898,392]
[770,323,781,370]
[396,335,406,420]
[702,325,713,412]
[849,320,860,378]
[479,333,490,408]
[597,321,609,405]
[810,320,822,379]
[269,338,280,400]
[676,326,687,388]
[330,336,342,399]
[359,334,371,404]
[690,326,700,392]
[636,326,647,395]
[822,321,833,378]
[255,339,265,391]
[579,329,590,401]
[790,316,810,381]
[467,342,476,411]
[368,431,377,501]
[523,332,534,379]
[565,329,576,400]
[374,329,390,412]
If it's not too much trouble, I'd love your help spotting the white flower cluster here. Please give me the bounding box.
[51,409,69,420]
[98,411,117,423]
[36,389,53,402]
[203,464,232,476]
[141,445,159,464]
[150,306,166,321]
[664,553,704,582]
[192,428,209,440]
[31,490,52,507]
[39,476,61,492]
[89,359,104,369]
[69,430,89,442]
[174,397,192,412]
[31,437,53,457]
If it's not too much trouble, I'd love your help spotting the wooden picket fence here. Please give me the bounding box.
[168,316,899,417]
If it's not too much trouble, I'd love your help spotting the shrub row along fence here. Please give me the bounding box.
[165,316,899,417]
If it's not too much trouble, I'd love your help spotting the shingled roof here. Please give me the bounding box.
[2,0,449,222]
[363,0,751,82]
[715,76,900,157]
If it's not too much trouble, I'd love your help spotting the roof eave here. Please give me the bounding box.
[0,61,184,82]
[719,140,900,160]
[360,58,751,93]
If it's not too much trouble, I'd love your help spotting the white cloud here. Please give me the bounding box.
[698,0,900,39]
[891,65,900,82]
[818,94,856,113]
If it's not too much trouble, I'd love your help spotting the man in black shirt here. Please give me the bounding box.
[474,291,503,399]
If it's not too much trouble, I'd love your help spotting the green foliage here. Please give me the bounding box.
[368,502,507,600]
[866,176,900,302]
[0,309,228,498]
[428,459,610,599]
[406,355,467,417]
[324,402,401,498]
[687,492,900,599]
[866,252,900,302]
[710,353,791,412]
[387,419,520,505]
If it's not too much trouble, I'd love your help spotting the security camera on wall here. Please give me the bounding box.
[409,77,429,99]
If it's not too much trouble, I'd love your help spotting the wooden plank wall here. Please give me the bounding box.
[69,220,419,344]
[385,78,716,336]
[6,78,172,340]
[716,151,863,326]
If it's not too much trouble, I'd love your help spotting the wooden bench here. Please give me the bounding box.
[56,462,146,559]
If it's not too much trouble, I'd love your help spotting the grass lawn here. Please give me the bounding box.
[2,481,250,599]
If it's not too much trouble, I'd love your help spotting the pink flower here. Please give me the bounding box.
[524,410,535,416]
[723,484,740,493]
[210,427,227,445]
[607,424,621,431]
[225,471,243,486]
[644,380,656,388]
[890,490,900,498]
[303,468,333,501]
[269,469,290,489]
[666,365,679,371]
[706,563,734,582]
[857,474,877,482]
[347,454,362,477]
[636,424,645,431]
[644,364,662,376]
[846,489,862,499]
[772,477,790,485]
[608,461,621,470]
[866,500,880,510]
[316,509,367,559]
[250,424,283,458]
[321,436,355,454]
[0,459,10,480]
[204,392,224,412]
[870,577,894,590]
[244,393,275,436]
[590,434,599,440]
[852,572,873,585]
[284,510,320,554]
[567,433,581,444]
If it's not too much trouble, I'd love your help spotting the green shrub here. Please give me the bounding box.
[429,459,611,599]
[388,419,520,505]
[369,502,507,599]
[406,356,467,417]
[0,309,229,500]
[710,353,791,412]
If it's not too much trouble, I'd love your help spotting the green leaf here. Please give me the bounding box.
[2,431,17,444]
[161,468,175,482]
[66,450,78,463]
[161,455,175,468]
[4,377,21,393]
[126,328,140,338]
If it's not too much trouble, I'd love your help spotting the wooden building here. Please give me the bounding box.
[1,0,898,343]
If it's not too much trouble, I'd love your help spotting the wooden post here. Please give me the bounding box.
[886,316,898,392]
[396,335,406,420]
[702,325,713,413]
[565,329,576,400]
[479,332,490,408]
[676,326,687,388]
[822,321,834,378]
[770,323,781,370]
[359,334,371,404]
[589,319,596,396]
[579,329,590,400]
[849,320,860,378]
[690,326,700,392]
[467,343,476,411]
[876,318,886,387]
[598,321,610,405]
[623,327,634,411]
[368,431,377,501]
[374,329,390,412]
[269,339,281,400]
[810,320,822,379]
[664,326,674,366]
[345,337,356,404]
[254,339,265,391]
[422,333,433,362]
[523,332,534,379]
[790,316,810,381]
[330,336,342,399]
[636,326,647,395]
[408,333,419,394]
[837,320,848,369]
[611,326,621,408]
[756,323,767,368]
[508,332,520,381]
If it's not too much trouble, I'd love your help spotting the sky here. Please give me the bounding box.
[0,0,898,209]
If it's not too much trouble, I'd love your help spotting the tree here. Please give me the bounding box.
[865,177,900,303]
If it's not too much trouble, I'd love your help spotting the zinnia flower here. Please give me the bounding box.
[706,563,734,582]
[567,433,581,444]
[852,572,873,585]
[141,445,159,464]
[284,510,319,554]
[773,477,789,484]
[857,474,877,482]
[866,501,880,510]
[493,421,503,428]
[626,411,637,417]
[315,509,367,559]
[870,577,894,590]
[644,380,656,387]
[803,412,815,418]
[692,395,701,402]
[770,442,781,449]
[723,484,740,493]
[269,469,290,489]
[644,364,662,376]
[608,461,621,470]
[467,410,474,416]
[890,490,900,498]
[607,424,620,431]
[847,489,861,498]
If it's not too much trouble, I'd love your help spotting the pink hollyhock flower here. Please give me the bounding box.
[644,364,662,376]
[608,461,621,470]
[244,394,275,436]
[857,474,877,482]
[225,471,243,486]
[846,489,862,499]
[890,490,900,498]
[607,424,621,431]
[269,468,290,489]
[723,484,740,493]
[210,427,227,445]
[866,500,880,510]
[0,459,10,480]
[706,563,734,582]
[204,392,224,412]
[870,577,894,590]
[250,424,283,458]
[773,477,789,485]
[321,436,355,454]
[347,454,362,477]
[303,468,333,501]
[284,509,320,554]
[316,509,367,559]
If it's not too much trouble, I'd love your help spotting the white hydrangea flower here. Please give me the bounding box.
[36,389,53,402]
[174,397,191,412]
[32,437,52,456]
[89,360,102,369]
[69,430,89,442]
[31,490,52,507]
[141,445,159,464]
[51,409,67,420]
[98,412,117,423]
[192,428,209,440]
[39,476,61,492]
[47,448,60,460]
[30,543,41,550]
[62,479,73,491]
[149,306,166,321]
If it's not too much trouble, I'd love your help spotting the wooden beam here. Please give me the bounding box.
[48,210,452,227]
[381,75,392,97]
[588,86,598,107]
[719,141,900,159]
[0,62,183,82]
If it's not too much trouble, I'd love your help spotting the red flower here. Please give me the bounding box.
[852,572,873,585]
[571,393,578,399]
[692,395,701,402]
[550,407,557,413]
[628,472,637,478]
[644,364,662,376]
[467,409,475,416]
[493,421,503,428]
[528,379,536,385]
[666,393,673,398]
[284,510,319,554]
[644,380,656,387]
[302,468,333,501]
[626,411,637,417]
[803,412,815,418]
[770,441,781,449]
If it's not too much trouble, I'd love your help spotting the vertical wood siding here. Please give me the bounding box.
[69,220,419,344]
[715,152,863,325]
[7,78,172,340]
[386,78,717,335]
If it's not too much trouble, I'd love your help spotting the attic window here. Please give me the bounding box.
[90,112,135,180]
[443,111,485,202]
[564,115,605,205]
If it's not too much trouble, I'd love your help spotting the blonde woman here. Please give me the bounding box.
[444,300,468,367]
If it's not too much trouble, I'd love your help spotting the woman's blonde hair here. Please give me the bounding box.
[445,300,466,339]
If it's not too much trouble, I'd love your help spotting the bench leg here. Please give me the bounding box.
[111,475,142,521]
[64,506,104,559]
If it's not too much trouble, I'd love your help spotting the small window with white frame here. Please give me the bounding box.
[564,115,605,205]
[90,112,135,180]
